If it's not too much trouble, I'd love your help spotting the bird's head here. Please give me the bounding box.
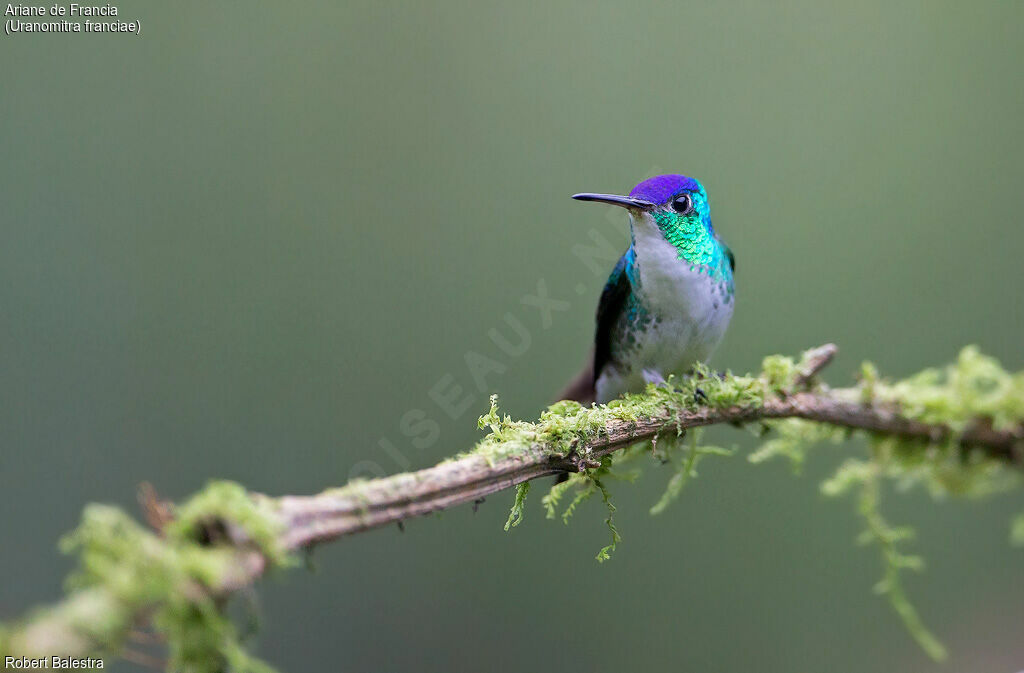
[574,173,712,234]
[573,174,721,268]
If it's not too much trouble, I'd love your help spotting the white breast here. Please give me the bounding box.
[595,212,734,402]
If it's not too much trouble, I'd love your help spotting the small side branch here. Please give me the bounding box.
[793,343,839,389]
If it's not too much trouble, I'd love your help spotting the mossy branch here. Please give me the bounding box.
[2,344,1022,670]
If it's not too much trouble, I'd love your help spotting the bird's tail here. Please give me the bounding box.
[557,349,596,404]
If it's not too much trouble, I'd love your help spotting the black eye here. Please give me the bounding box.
[671,195,692,214]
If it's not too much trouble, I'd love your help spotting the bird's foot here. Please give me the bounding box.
[642,368,668,388]
[685,367,728,381]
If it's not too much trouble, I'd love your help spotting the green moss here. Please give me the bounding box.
[2,481,293,672]
[859,361,880,404]
[541,475,576,522]
[593,470,621,563]
[748,419,843,472]
[756,347,1024,661]
[650,430,734,516]
[841,348,1023,503]
[761,353,800,392]
[5,347,1022,668]
[468,366,765,475]
[881,346,1024,432]
[479,365,768,560]
[167,480,292,569]
[857,465,946,660]
[504,482,530,531]
[498,346,1022,660]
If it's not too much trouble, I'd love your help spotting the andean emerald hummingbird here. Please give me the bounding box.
[562,174,735,404]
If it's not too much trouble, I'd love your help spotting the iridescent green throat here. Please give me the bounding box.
[651,207,730,286]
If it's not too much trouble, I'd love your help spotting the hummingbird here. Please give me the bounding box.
[561,174,735,404]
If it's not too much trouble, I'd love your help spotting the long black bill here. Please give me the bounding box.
[571,193,655,210]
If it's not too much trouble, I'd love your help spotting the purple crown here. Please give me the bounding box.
[629,174,701,204]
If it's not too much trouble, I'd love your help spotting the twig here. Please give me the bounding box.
[793,343,839,389]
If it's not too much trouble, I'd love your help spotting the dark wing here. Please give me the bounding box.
[719,238,735,272]
[593,248,633,385]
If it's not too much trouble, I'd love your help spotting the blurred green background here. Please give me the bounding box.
[2,1,1023,671]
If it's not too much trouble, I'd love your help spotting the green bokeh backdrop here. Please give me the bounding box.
[2,2,1022,671]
